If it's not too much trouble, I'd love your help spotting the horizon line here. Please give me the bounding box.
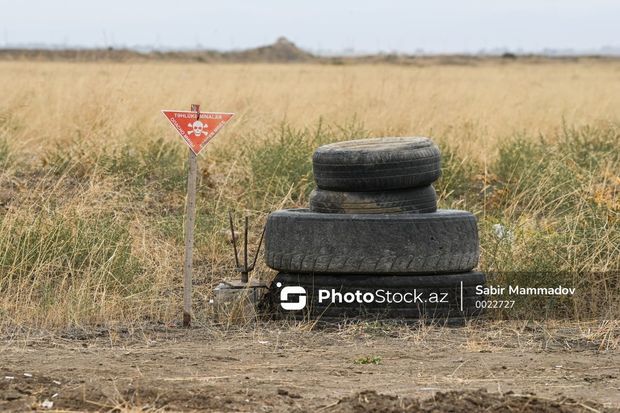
[3,42,620,58]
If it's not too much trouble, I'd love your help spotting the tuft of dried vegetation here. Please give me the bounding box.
[0,61,618,329]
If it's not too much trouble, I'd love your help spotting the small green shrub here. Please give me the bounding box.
[492,125,619,218]
[244,120,369,209]
[354,355,382,365]
[248,124,315,205]
[560,123,620,168]
[98,138,186,190]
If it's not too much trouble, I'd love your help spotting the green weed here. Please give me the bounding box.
[354,355,382,365]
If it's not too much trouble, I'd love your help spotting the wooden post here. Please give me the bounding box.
[183,103,200,327]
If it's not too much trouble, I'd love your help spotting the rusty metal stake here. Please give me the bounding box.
[228,211,266,283]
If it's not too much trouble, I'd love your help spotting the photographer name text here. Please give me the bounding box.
[477,285,575,296]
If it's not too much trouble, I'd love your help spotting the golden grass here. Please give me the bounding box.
[1,60,619,159]
[0,60,618,329]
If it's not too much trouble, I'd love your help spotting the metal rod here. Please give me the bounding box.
[228,210,240,269]
[242,216,249,283]
[228,212,265,282]
[250,224,266,273]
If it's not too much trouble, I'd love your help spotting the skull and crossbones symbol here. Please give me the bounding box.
[187,120,207,137]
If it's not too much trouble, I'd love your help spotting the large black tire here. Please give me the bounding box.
[312,137,441,192]
[265,209,479,274]
[269,272,485,321]
[309,185,437,214]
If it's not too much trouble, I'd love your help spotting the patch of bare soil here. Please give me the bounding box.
[1,322,619,412]
[328,389,618,413]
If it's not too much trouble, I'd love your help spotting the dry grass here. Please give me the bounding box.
[2,60,620,158]
[0,60,618,329]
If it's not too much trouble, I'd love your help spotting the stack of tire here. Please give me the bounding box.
[264,137,485,322]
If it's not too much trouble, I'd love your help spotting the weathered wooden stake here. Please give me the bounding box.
[183,103,200,327]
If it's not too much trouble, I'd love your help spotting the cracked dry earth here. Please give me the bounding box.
[1,322,619,412]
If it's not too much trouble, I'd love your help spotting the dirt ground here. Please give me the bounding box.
[1,321,619,412]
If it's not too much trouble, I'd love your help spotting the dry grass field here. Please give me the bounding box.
[0,59,619,328]
[0,59,619,411]
[2,60,620,158]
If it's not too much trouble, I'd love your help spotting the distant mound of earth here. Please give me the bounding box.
[0,37,315,63]
[235,37,313,62]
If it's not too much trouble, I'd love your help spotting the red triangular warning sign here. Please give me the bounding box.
[162,110,234,155]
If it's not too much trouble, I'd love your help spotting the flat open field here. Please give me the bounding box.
[2,60,620,159]
[2,323,620,412]
[0,60,619,411]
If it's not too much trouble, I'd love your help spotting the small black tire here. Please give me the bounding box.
[309,185,437,214]
[312,137,441,192]
[264,209,479,274]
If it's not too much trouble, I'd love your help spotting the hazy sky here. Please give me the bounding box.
[1,0,619,53]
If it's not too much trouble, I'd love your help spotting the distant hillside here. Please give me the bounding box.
[0,37,315,63]
[0,37,617,64]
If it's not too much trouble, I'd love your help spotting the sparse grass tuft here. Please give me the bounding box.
[435,143,480,209]
[354,355,382,365]
[0,206,151,326]
[246,123,317,207]
[0,139,10,168]
[44,137,186,191]
[240,120,368,210]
